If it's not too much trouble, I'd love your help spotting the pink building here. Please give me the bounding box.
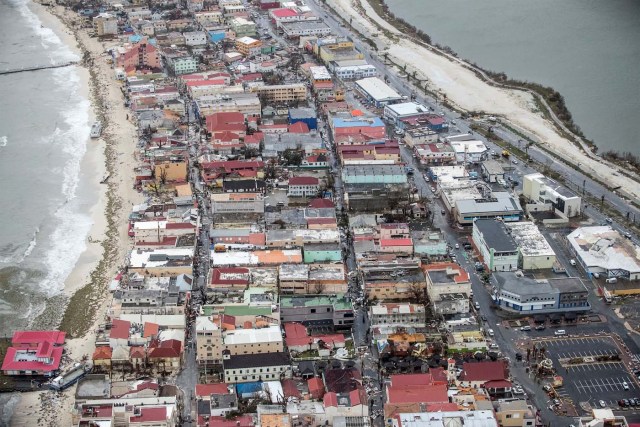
[117,38,161,71]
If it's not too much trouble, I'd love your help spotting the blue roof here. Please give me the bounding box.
[332,117,384,128]
[236,382,262,394]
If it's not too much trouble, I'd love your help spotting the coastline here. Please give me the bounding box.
[10,2,141,425]
[327,0,640,203]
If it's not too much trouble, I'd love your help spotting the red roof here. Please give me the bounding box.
[271,7,298,17]
[1,346,63,373]
[210,267,250,286]
[289,176,319,186]
[389,373,434,387]
[308,198,335,208]
[460,361,508,382]
[281,379,302,399]
[186,79,226,87]
[323,388,365,407]
[307,377,325,399]
[288,122,310,133]
[93,346,113,360]
[195,383,230,397]
[148,339,182,359]
[35,341,52,358]
[380,238,413,247]
[110,319,131,340]
[129,407,167,423]
[386,383,448,404]
[12,330,66,346]
[130,346,146,359]
[143,322,159,338]
[199,415,254,427]
[165,222,195,229]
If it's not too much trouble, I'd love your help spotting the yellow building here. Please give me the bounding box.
[155,161,187,183]
[251,84,307,103]
[235,36,262,57]
[495,400,536,427]
[315,40,364,64]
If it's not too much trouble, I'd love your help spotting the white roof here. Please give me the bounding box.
[397,411,498,427]
[450,140,488,154]
[196,316,219,332]
[505,221,555,257]
[134,220,167,230]
[211,251,257,266]
[129,248,193,268]
[236,36,259,45]
[567,226,640,274]
[355,77,402,102]
[309,65,331,80]
[223,325,283,345]
[385,101,428,116]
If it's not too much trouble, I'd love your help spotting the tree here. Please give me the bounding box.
[282,148,303,166]
[312,283,326,294]
[159,165,168,185]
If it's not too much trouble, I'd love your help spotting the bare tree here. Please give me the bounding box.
[312,283,326,294]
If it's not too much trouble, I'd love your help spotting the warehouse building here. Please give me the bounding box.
[354,77,403,107]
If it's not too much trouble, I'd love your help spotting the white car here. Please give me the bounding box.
[599,400,606,408]
[623,381,630,390]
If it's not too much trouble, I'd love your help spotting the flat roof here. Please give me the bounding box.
[567,226,640,274]
[385,102,429,116]
[525,173,578,199]
[456,192,522,215]
[474,219,518,252]
[397,411,498,427]
[481,159,504,175]
[309,65,331,80]
[342,164,405,176]
[355,77,402,102]
[281,20,331,30]
[505,221,555,257]
[280,294,351,310]
[332,117,384,128]
[224,325,282,345]
[449,140,488,154]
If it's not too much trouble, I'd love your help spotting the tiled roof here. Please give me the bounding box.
[289,176,319,186]
[93,346,113,360]
[195,383,231,397]
[110,319,131,340]
[12,330,66,346]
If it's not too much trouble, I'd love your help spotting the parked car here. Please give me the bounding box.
[623,381,630,390]
[554,330,567,336]
[535,325,546,331]
[599,400,607,408]
[520,326,531,331]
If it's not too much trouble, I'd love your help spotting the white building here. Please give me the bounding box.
[354,77,403,107]
[332,59,377,80]
[472,219,519,272]
[567,226,640,281]
[449,140,489,163]
[211,193,265,214]
[183,31,207,46]
[522,173,582,218]
[383,101,429,125]
[505,221,556,270]
[170,56,197,75]
[287,176,320,197]
[394,411,498,427]
[223,352,291,383]
[369,303,426,328]
[281,20,332,37]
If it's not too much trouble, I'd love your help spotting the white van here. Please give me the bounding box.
[570,259,577,266]
[606,277,618,284]
[554,330,566,336]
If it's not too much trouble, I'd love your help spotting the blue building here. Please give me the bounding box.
[288,107,318,130]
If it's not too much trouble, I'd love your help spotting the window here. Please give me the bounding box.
[310,309,316,313]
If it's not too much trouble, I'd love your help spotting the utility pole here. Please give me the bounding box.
[601,194,605,211]
[583,179,586,196]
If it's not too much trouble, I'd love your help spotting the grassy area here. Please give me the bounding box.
[0,338,16,392]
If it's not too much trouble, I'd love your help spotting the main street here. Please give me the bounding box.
[306,0,640,242]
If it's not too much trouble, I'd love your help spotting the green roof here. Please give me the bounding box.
[201,305,273,317]
[280,294,351,310]
[223,306,273,316]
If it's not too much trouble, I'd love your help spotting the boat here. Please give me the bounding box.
[90,121,102,138]
[49,362,92,391]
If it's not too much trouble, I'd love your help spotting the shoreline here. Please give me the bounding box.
[11,2,142,425]
[326,0,640,203]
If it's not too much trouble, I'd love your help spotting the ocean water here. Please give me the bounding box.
[386,0,640,155]
[0,0,95,334]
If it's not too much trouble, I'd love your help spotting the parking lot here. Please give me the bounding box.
[540,337,638,408]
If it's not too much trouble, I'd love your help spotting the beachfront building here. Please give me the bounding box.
[449,140,489,163]
[383,102,430,126]
[1,331,66,377]
[93,13,118,37]
[314,38,364,65]
[116,38,161,71]
[281,21,332,38]
[355,77,403,107]
[331,59,377,80]
[522,172,582,218]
